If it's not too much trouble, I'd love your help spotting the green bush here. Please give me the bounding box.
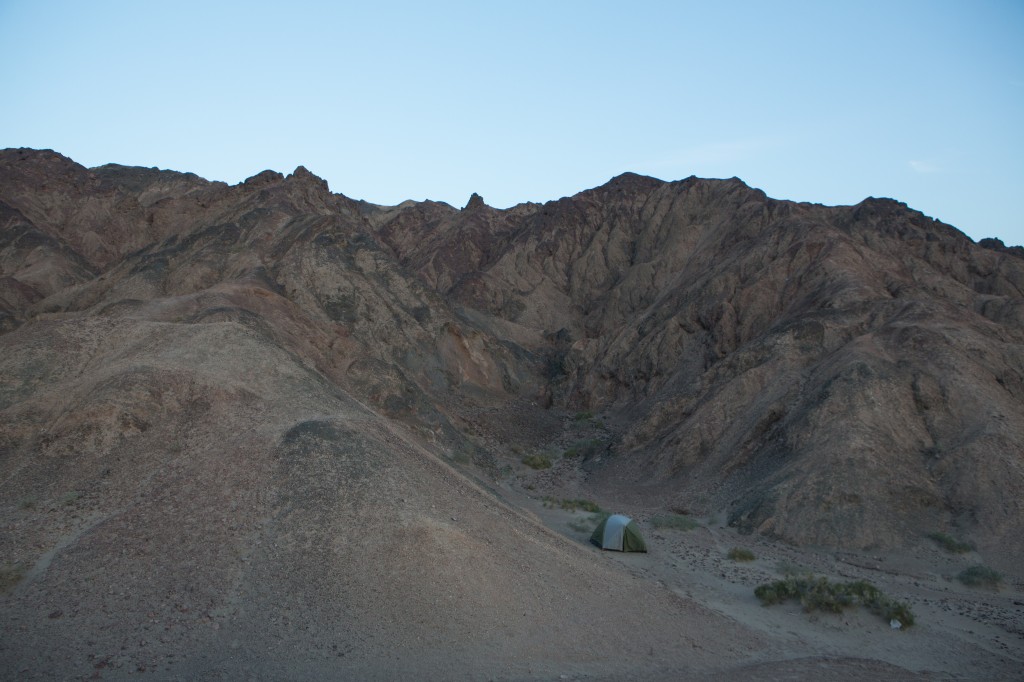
[885,601,917,627]
[652,514,699,531]
[522,454,552,470]
[727,547,755,562]
[957,565,1002,589]
[755,575,915,627]
[927,531,973,554]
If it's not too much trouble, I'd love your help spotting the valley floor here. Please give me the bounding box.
[3,402,1022,681]
[490,423,1024,680]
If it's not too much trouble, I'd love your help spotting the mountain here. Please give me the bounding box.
[364,166,1024,554]
[1,148,1022,679]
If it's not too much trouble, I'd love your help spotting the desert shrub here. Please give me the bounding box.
[884,601,917,627]
[563,439,602,458]
[557,493,602,509]
[652,513,699,531]
[522,454,552,470]
[957,565,1002,589]
[754,577,802,605]
[755,575,915,627]
[0,564,26,594]
[572,411,606,429]
[567,512,608,533]
[553,497,608,533]
[928,531,973,554]
[775,560,811,576]
[728,547,755,561]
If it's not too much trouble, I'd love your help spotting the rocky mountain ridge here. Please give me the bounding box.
[363,162,1024,553]
[3,147,1023,558]
[3,147,1024,678]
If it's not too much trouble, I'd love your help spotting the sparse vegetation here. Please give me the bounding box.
[567,518,592,533]
[61,491,81,505]
[18,498,35,510]
[522,454,552,470]
[568,513,609,533]
[755,575,915,627]
[548,497,607,533]
[562,438,602,458]
[957,565,1002,590]
[651,513,699,531]
[775,560,810,576]
[544,497,603,513]
[572,410,607,428]
[927,531,974,554]
[727,547,755,561]
[0,563,26,594]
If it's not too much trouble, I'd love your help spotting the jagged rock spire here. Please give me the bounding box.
[464,192,485,210]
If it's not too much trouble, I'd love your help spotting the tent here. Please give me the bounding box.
[590,514,647,552]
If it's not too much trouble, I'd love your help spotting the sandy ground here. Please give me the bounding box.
[499,446,1024,681]
[2,327,1021,681]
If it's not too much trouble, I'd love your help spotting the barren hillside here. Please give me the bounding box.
[363,165,1024,556]
[2,148,1022,679]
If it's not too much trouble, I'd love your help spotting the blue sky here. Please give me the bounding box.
[1,1,1022,245]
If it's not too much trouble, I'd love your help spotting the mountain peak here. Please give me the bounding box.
[602,171,664,192]
[242,169,285,187]
[288,165,329,192]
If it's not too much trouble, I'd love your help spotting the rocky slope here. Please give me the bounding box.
[2,148,1022,678]
[365,169,1024,556]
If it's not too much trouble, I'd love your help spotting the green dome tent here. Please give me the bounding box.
[590,514,647,552]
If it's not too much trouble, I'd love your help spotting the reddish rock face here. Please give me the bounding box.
[368,169,1024,552]
[1,148,1023,676]
[2,148,1022,556]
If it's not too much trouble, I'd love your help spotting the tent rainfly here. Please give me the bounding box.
[590,514,647,552]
